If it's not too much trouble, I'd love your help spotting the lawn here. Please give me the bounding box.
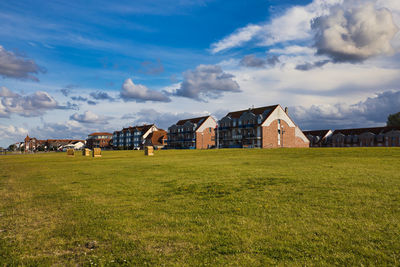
[0,148,399,266]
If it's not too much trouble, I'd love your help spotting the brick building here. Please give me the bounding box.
[86,132,113,149]
[330,126,400,147]
[303,130,333,147]
[218,105,309,148]
[112,124,159,150]
[144,130,168,149]
[24,135,85,151]
[168,116,217,149]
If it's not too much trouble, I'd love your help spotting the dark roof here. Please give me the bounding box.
[135,124,154,133]
[176,116,210,126]
[88,132,112,136]
[46,139,85,145]
[226,105,279,119]
[332,126,400,136]
[303,130,331,137]
[119,124,155,133]
[147,130,167,146]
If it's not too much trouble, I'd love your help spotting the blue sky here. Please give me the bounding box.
[1,0,400,147]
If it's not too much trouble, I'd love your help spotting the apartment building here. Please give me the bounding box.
[303,130,333,147]
[330,126,400,147]
[86,132,113,149]
[218,105,309,148]
[112,124,158,150]
[168,116,217,149]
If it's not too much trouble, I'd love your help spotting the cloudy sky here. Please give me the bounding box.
[1,0,400,147]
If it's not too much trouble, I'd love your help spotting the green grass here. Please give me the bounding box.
[0,148,399,266]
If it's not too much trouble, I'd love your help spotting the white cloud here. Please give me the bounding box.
[0,87,73,117]
[174,64,241,102]
[221,57,400,110]
[0,124,28,140]
[69,110,112,124]
[31,119,114,140]
[291,90,400,129]
[312,3,399,62]
[120,78,171,102]
[210,0,342,53]
[210,0,400,59]
[0,45,45,81]
[122,108,210,130]
[269,45,316,55]
[211,24,262,54]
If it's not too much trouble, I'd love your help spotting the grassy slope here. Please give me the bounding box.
[0,148,399,266]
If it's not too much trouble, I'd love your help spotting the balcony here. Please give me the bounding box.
[243,124,255,128]
[218,126,232,130]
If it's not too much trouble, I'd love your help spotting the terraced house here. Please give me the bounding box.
[86,132,112,149]
[330,126,400,147]
[218,105,309,148]
[112,124,159,150]
[303,130,333,147]
[168,116,217,149]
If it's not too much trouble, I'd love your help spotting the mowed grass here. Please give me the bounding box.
[0,148,399,266]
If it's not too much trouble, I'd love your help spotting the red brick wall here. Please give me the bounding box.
[195,127,215,149]
[262,120,308,148]
[262,120,279,148]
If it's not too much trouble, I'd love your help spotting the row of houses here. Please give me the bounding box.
[18,104,400,152]
[112,104,310,150]
[111,125,167,150]
[304,126,400,147]
[23,136,86,151]
[93,104,400,150]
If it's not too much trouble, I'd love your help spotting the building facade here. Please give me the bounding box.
[303,130,333,147]
[86,132,113,149]
[330,127,400,147]
[218,105,309,148]
[112,124,159,150]
[24,135,85,152]
[144,130,168,149]
[168,116,217,149]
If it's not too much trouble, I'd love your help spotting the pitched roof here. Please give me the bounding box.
[88,132,112,136]
[46,139,85,144]
[332,126,400,136]
[135,124,154,133]
[176,116,210,126]
[303,130,331,137]
[147,130,167,146]
[225,105,279,119]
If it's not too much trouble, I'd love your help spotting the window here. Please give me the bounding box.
[209,127,212,133]
[278,130,281,145]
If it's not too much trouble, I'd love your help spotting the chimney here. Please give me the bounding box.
[284,107,288,114]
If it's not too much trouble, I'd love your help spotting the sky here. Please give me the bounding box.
[1,0,400,147]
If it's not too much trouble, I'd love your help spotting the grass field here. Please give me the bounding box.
[0,148,399,266]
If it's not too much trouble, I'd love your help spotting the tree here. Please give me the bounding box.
[8,144,16,151]
[387,112,400,127]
